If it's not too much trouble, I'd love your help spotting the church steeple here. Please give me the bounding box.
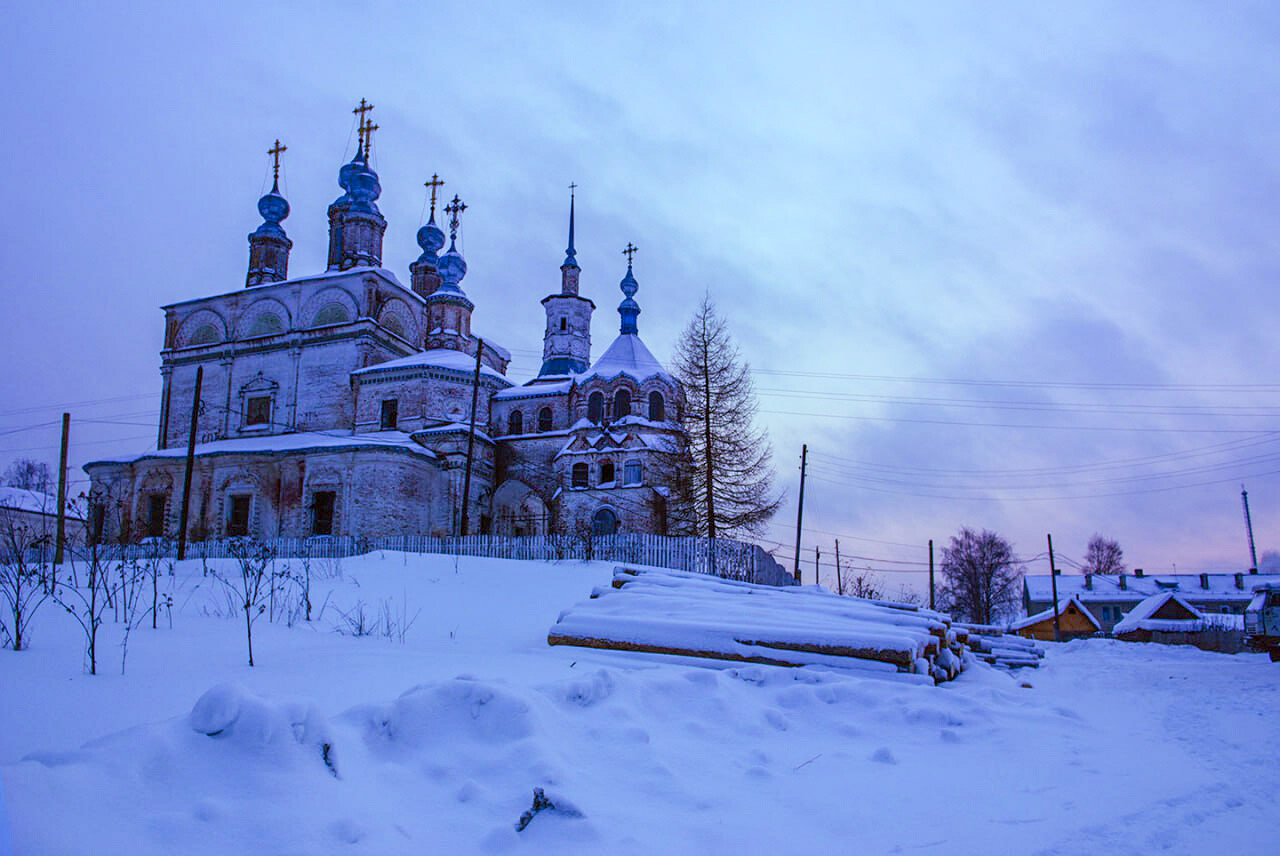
[560,183,580,295]
[423,194,476,352]
[411,173,447,300]
[326,99,387,271]
[618,243,640,335]
[538,187,594,377]
[246,139,293,287]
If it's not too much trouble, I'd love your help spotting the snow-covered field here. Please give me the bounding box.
[2,552,1277,855]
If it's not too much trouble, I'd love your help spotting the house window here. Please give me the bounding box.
[649,391,665,422]
[572,462,589,488]
[588,391,604,423]
[538,407,553,432]
[380,399,399,430]
[614,389,632,418]
[227,495,251,536]
[246,396,272,426]
[624,460,642,486]
[508,410,524,435]
[146,494,166,537]
[312,491,336,536]
[591,508,619,536]
[600,460,615,484]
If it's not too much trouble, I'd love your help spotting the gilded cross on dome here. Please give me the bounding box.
[267,139,287,183]
[444,194,467,239]
[622,242,638,266]
[425,174,445,219]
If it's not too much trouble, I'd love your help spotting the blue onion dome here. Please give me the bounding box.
[436,239,468,291]
[334,151,382,214]
[619,264,640,334]
[416,215,446,264]
[253,183,289,237]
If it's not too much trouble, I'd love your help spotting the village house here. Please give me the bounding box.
[1022,570,1280,634]
[84,104,686,543]
[1010,595,1102,642]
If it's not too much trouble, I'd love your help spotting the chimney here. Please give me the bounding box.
[1118,574,1127,590]
[1053,566,1061,576]
[1084,573,1093,590]
[1199,573,1209,590]
[1250,567,1258,575]
[1134,568,1144,578]
[1235,573,1244,590]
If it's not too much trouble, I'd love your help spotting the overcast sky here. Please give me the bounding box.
[3,1,1278,587]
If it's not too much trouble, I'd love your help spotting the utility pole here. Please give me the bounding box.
[1242,485,1259,570]
[928,539,935,611]
[1047,533,1061,643]
[814,545,821,589]
[834,539,843,596]
[459,340,484,536]
[176,366,203,560]
[53,412,70,573]
[793,444,807,584]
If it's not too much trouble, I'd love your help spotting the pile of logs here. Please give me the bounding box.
[954,623,1045,669]
[547,567,1042,684]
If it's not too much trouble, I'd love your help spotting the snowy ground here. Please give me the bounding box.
[1,552,1277,855]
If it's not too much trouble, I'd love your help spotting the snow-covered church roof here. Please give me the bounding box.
[579,333,670,384]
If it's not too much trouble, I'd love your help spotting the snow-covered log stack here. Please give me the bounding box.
[955,623,1045,669]
[547,567,974,683]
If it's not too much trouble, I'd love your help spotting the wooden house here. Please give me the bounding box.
[1010,595,1101,641]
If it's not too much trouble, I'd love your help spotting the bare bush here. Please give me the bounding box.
[0,507,52,650]
[212,538,273,666]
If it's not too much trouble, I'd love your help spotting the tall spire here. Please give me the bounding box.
[246,139,292,287]
[618,243,640,335]
[560,183,581,296]
[327,99,386,270]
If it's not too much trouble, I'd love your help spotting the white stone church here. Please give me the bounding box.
[85,108,686,542]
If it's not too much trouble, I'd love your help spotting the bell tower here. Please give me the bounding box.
[538,186,594,377]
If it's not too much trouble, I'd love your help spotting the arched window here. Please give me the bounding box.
[313,304,350,326]
[247,313,284,337]
[614,388,632,418]
[588,391,604,423]
[648,391,665,422]
[624,460,642,486]
[189,324,219,346]
[591,507,619,536]
[572,462,589,488]
[600,460,615,484]
[538,407,553,432]
[508,410,523,435]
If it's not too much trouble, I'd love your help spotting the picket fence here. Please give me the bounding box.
[58,533,797,587]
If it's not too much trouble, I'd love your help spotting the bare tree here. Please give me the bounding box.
[658,295,781,539]
[0,507,51,649]
[213,538,273,666]
[2,458,54,493]
[55,505,122,674]
[937,528,1023,625]
[840,566,884,600]
[1082,534,1125,574]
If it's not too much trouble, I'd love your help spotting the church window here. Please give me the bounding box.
[614,389,632,418]
[313,303,350,326]
[560,317,567,331]
[245,396,272,426]
[591,507,619,536]
[146,494,166,537]
[188,324,219,346]
[312,491,336,536]
[91,504,105,545]
[247,313,284,337]
[588,391,604,423]
[508,410,524,435]
[571,462,589,488]
[380,399,399,430]
[227,495,251,536]
[381,314,405,338]
[600,460,615,484]
[624,460,642,486]
[649,392,665,422]
[538,407,553,432]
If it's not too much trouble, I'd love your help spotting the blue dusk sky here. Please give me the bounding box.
[2,2,1278,584]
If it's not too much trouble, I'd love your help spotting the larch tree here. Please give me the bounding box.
[660,295,781,539]
[1082,534,1125,574]
[937,527,1023,625]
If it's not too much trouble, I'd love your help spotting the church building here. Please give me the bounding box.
[85,103,685,542]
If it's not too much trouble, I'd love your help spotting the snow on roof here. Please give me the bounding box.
[352,348,509,381]
[578,334,670,384]
[1024,572,1279,602]
[493,381,572,401]
[410,423,495,444]
[0,486,83,519]
[1010,595,1101,631]
[165,266,407,310]
[88,431,436,466]
[1113,591,1204,635]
